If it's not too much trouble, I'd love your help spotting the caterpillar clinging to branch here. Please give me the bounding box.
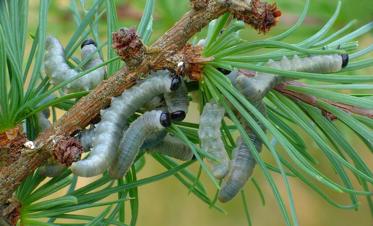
[228,54,349,102]
[71,70,181,177]
[43,36,105,93]
[198,101,230,179]
[109,110,172,178]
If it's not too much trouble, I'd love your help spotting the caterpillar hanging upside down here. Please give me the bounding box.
[43,36,105,93]
[198,101,230,179]
[210,53,350,202]
[71,70,191,177]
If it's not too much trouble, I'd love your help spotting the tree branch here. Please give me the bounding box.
[0,0,280,221]
[275,82,373,119]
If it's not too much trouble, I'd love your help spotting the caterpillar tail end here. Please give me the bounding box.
[218,190,235,203]
[217,183,240,203]
[212,165,229,180]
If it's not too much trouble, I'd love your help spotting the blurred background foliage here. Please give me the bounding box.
[26,0,373,225]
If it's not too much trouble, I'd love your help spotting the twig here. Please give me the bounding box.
[275,83,373,119]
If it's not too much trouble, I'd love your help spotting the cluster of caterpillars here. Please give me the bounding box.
[198,53,349,202]
[41,37,193,177]
[40,35,349,203]
[71,70,192,178]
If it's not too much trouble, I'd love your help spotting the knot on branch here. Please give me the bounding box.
[219,0,281,33]
[53,137,83,166]
[166,44,213,81]
[190,0,209,10]
[112,28,145,69]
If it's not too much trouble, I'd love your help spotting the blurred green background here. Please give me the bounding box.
[28,0,373,225]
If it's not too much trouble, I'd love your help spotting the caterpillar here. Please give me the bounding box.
[44,36,105,93]
[109,110,171,178]
[218,102,266,202]
[198,101,230,179]
[71,70,181,177]
[146,134,194,161]
[228,54,349,102]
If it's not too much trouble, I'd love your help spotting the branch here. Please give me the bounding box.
[0,0,280,222]
[275,82,373,119]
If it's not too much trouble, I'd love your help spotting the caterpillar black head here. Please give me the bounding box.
[81,39,97,48]
[170,111,186,121]
[160,112,172,127]
[170,76,182,91]
[341,54,349,68]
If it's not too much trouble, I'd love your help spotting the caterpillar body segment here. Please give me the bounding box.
[141,130,168,149]
[198,101,230,179]
[146,134,193,161]
[76,126,95,151]
[109,110,171,178]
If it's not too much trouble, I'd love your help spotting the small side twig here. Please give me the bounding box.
[275,82,373,119]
